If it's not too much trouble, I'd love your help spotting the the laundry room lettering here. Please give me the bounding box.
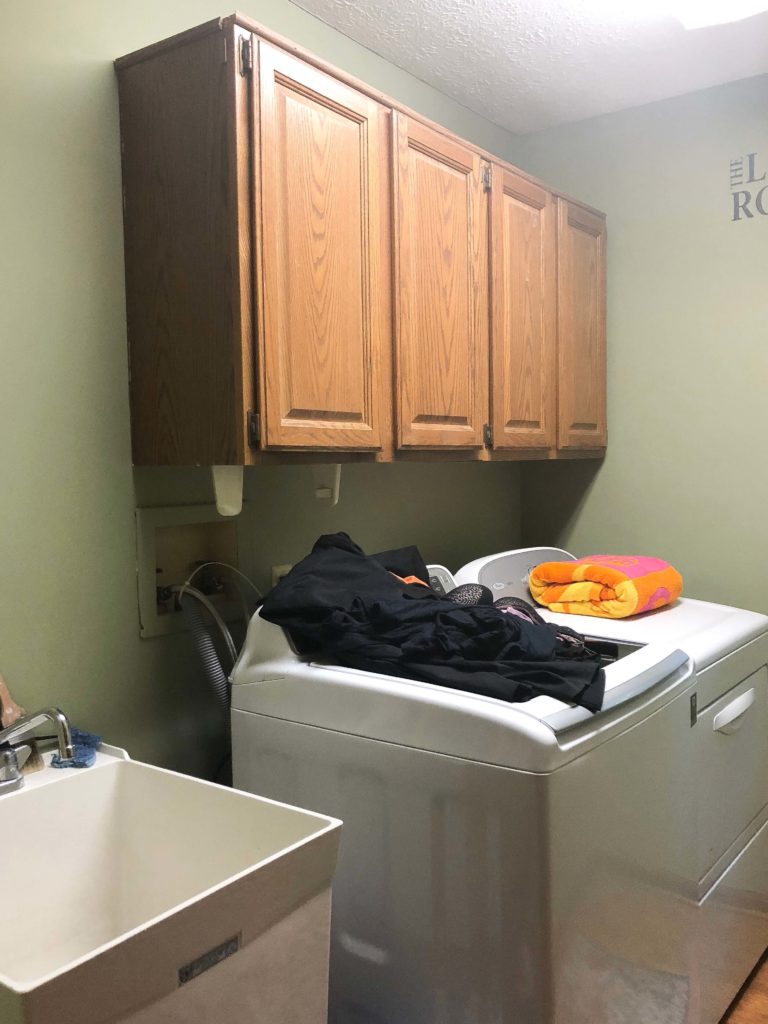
[731,152,767,221]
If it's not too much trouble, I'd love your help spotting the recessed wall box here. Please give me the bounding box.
[135,504,244,639]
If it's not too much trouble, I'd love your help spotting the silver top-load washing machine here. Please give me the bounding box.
[231,546,768,1024]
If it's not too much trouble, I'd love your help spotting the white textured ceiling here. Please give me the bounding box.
[290,0,768,133]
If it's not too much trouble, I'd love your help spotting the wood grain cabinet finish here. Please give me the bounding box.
[489,166,557,451]
[257,43,390,451]
[117,27,253,465]
[393,114,488,450]
[116,14,606,466]
[556,198,607,450]
[117,21,390,464]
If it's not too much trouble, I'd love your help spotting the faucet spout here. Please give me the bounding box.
[0,707,74,760]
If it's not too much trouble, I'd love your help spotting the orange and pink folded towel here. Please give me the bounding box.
[528,555,683,619]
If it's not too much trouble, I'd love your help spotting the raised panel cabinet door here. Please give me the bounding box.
[256,42,391,449]
[393,114,488,449]
[490,166,556,450]
[557,199,607,449]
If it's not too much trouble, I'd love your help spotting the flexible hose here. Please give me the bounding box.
[178,594,230,709]
[168,566,262,711]
[170,583,238,662]
[171,585,233,709]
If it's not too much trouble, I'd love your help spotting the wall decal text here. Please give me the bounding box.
[731,152,766,221]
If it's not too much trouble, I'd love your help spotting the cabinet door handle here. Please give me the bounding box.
[713,688,756,734]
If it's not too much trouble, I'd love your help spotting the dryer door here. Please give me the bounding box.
[696,665,768,885]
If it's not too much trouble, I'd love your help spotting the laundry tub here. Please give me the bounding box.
[0,756,341,1024]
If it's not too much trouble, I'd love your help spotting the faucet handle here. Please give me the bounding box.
[0,746,24,794]
[10,744,31,771]
[1,747,19,772]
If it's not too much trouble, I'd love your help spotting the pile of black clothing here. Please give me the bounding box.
[260,533,605,713]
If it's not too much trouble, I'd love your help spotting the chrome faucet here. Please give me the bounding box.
[0,707,74,764]
[0,746,25,794]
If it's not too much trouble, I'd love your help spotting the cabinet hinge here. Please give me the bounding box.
[483,423,493,448]
[239,36,253,76]
[247,411,260,447]
[482,165,492,192]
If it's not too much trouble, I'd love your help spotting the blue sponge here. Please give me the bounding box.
[51,728,102,769]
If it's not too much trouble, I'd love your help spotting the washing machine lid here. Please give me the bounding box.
[230,610,692,773]
[454,547,768,671]
[230,547,768,772]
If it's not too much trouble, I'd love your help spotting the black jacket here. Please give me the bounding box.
[260,533,605,712]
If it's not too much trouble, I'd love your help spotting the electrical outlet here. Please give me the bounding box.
[271,564,293,586]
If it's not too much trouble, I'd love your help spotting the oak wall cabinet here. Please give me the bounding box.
[258,43,391,453]
[118,20,390,465]
[393,115,488,451]
[489,166,557,453]
[118,23,252,466]
[556,200,608,450]
[116,14,606,467]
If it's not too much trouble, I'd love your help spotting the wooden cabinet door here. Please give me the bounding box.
[257,43,390,449]
[490,167,556,450]
[393,114,488,449]
[557,199,607,449]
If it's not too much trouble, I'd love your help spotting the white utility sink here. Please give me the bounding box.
[0,757,341,1024]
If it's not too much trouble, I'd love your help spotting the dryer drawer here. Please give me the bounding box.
[697,666,768,880]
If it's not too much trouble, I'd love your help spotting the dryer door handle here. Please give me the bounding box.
[713,688,755,734]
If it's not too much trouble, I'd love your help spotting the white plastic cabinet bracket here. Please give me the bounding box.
[212,465,244,517]
[311,464,341,507]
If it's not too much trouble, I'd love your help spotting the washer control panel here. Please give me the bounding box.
[426,565,457,597]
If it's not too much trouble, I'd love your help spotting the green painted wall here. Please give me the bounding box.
[516,75,768,614]
[0,0,522,776]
